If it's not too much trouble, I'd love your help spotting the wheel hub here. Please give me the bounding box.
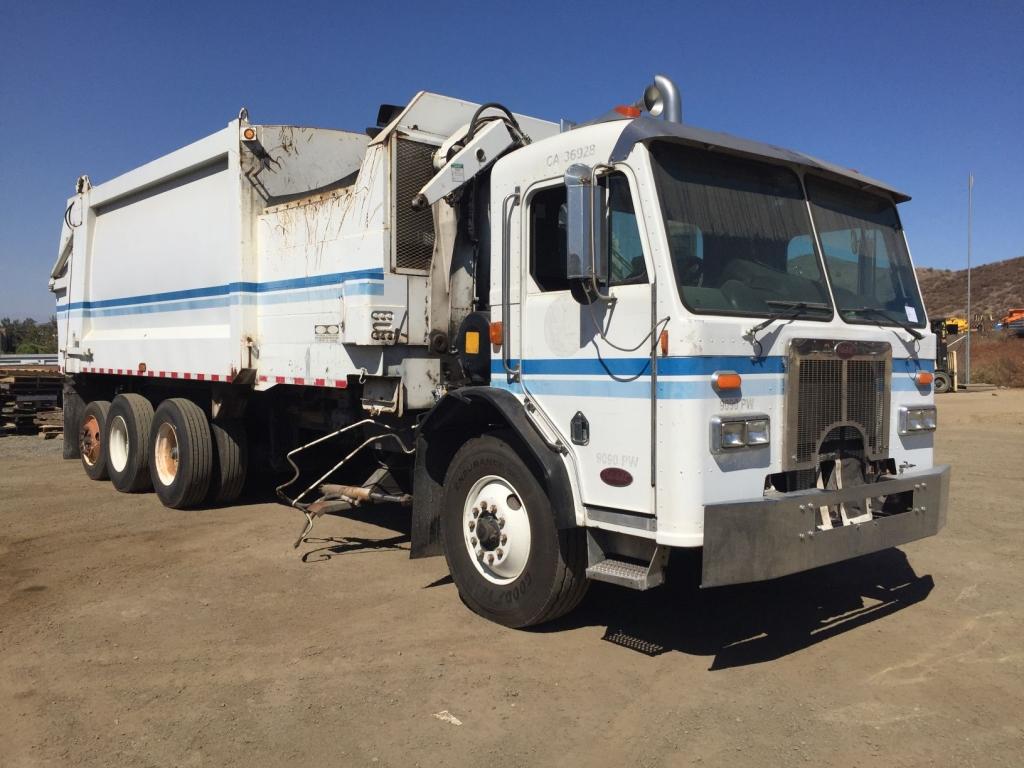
[80,416,101,466]
[475,512,502,551]
[154,422,180,486]
[463,476,530,585]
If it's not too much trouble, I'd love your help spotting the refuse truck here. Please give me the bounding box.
[50,75,950,627]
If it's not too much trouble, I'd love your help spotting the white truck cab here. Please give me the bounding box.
[52,76,949,628]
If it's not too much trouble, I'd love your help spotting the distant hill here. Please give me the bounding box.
[916,255,1024,321]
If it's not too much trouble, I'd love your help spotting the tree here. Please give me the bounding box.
[0,317,58,354]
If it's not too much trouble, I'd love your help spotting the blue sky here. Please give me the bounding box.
[1,0,1021,319]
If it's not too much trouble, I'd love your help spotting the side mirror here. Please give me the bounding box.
[564,164,606,305]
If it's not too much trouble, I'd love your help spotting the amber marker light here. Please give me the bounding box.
[242,127,256,140]
[712,371,742,391]
[489,321,503,347]
[659,329,669,357]
[613,105,642,118]
[916,371,934,387]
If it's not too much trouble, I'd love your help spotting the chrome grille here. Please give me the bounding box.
[846,359,889,454]
[393,138,436,272]
[784,339,891,470]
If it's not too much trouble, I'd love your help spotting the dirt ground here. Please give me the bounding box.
[2,391,1023,767]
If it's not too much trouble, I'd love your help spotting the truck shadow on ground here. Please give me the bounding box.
[297,504,412,563]
[540,548,934,669]
[294,504,933,669]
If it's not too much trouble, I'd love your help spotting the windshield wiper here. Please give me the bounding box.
[842,306,923,340]
[747,300,832,336]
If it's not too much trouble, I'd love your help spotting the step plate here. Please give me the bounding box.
[586,558,651,590]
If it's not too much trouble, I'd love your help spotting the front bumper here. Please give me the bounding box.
[701,465,950,587]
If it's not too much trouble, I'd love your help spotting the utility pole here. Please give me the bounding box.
[966,173,973,387]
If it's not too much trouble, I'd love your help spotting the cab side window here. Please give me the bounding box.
[606,174,648,286]
[528,173,648,292]
[529,185,570,292]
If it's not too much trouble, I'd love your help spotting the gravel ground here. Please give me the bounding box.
[1,390,1022,767]
[0,434,65,458]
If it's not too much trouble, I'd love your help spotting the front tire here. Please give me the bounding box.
[107,394,155,493]
[440,434,588,628]
[79,400,111,481]
[149,398,213,509]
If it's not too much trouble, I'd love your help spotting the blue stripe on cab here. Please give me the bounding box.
[494,355,786,377]
[495,355,933,378]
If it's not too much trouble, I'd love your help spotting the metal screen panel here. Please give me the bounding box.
[393,139,436,272]
[846,358,889,456]
[784,339,891,470]
[795,358,843,464]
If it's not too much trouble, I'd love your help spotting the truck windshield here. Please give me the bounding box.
[805,175,926,329]
[650,142,833,319]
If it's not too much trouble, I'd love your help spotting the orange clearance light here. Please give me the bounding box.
[916,371,934,387]
[242,127,256,140]
[659,329,669,357]
[489,321,503,347]
[614,105,642,118]
[712,371,742,391]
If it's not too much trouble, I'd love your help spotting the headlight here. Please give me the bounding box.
[744,418,770,445]
[711,414,771,453]
[721,421,746,448]
[898,405,938,434]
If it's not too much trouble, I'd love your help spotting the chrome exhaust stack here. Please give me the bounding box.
[642,74,682,123]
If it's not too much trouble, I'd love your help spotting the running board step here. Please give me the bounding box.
[586,547,669,591]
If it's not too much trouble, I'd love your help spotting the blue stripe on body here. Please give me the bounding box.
[55,268,385,316]
[494,355,786,377]
[492,354,934,400]
[494,355,933,378]
[494,376,784,400]
[498,375,925,399]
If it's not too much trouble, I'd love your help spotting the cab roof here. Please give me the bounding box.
[609,115,910,203]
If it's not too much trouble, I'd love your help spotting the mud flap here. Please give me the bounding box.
[409,431,445,558]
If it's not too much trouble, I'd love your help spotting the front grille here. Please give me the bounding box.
[784,339,891,469]
[393,138,436,272]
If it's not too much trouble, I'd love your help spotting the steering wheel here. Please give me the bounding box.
[675,255,703,286]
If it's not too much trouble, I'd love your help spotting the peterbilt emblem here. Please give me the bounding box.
[834,341,856,359]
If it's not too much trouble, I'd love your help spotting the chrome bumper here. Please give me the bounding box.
[701,465,950,587]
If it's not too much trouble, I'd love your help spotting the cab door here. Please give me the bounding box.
[517,171,655,514]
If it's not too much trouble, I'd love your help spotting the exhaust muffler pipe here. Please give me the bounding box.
[643,74,682,123]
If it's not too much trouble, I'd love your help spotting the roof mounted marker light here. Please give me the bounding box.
[642,74,682,123]
[614,105,642,118]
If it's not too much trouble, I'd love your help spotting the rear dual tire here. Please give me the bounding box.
[147,399,247,509]
[79,400,112,481]
[210,420,247,505]
[149,398,213,509]
[106,394,155,493]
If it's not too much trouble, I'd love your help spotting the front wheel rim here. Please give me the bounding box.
[154,422,179,486]
[463,475,531,585]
